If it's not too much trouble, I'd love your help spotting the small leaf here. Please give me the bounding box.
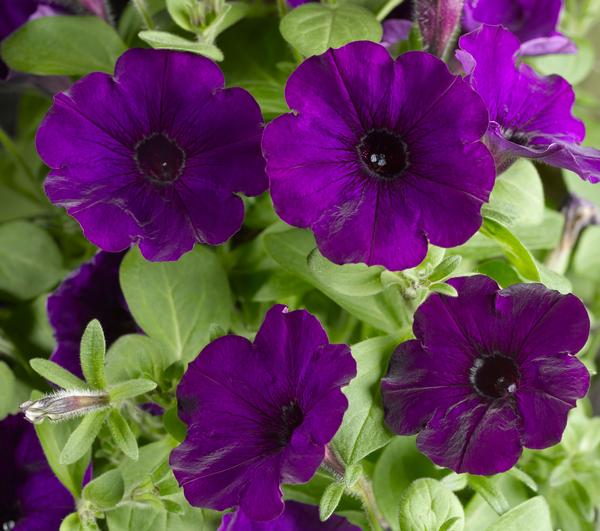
[83,469,125,509]
[0,16,126,75]
[108,379,157,402]
[477,260,521,288]
[441,473,468,492]
[486,496,552,531]
[467,475,510,515]
[479,217,540,281]
[507,468,538,492]
[166,0,197,32]
[429,282,458,297]
[30,358,87,389]
[107,409,139,460]
[60,409,109,465]
[428,256,462,282]
[345,464,362,488]
[138,31,223,61]
[280,3,382,57]
[163,405,187,443]
[319,481,345,521]
[399,478,465,531]
[80,320,107,390]
[59,513,82,531]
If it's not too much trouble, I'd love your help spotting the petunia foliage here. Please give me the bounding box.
[1,0,600,530]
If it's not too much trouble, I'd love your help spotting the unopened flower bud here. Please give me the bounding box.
[416,0,465,58]
[20,389,110,424]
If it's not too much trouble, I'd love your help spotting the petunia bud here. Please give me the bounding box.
[20,389,110,424]
[415,0,464,58]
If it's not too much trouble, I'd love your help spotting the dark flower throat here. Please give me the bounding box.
[357,128,409,181]
[270,400,304,448]
[135,133,185,185]
[470,354,520,399]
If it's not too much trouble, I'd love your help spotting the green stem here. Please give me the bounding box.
[354,476,385,531]
[131,0,154,29]
[376,0,405,22]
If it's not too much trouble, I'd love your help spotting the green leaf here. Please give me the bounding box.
[486,160,544,227]
[467,475,510,515]
[573,225,600,280]
[138,31,224,60]
[106,334,173,384]
[428,256,462,282]
[60,513,82,531]
[0,221,63,300]
[107,409,139,460]
[108,379,157,402]
[0,362,18,419]
[60,409,109,465]
[30,358,87,389]
[1,16,126,75]
[399,478,465,531]
[166,0,198,32]
[120,246,232,363]
[486,497,552,531]
[479,217,540,281]
[507,468,538,492]
[35,414,91,497]
[429,283,458,297]
[280,3,382,57]
[320,482,345,521]
[477,260,521,288]
[204,3,249,40]
[263,229,404,333]
[80,320,107,390]
[308,249,384,296]
[83,469,125,509]
[333,336,398,465]
[163,405,187,443]
[529,38,595,85]
[373,437,439,530]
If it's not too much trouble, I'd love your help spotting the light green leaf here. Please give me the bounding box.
[60,409,109,465]
[109,379,157,402]
[529,38,594,85]
[320,482,345,521]
[83,469,125,509]
[486,160,544,227]
[163,405,187,443]
[35,414,91,497]
[479,217,540,281]
[486,497,552,531]
[280,3,382,57]
[138,31,223,60]
[373,437,439,530]
[429,282,458,297]
[0,221,63,300]
[120,246,232,363]
[308,248,384,296]
[204,2,249,40]
[1,16,126,75]
[107,409,139,460]
[467,475,510,515]
[105,334,173,385]
[428,256,461,282]
[477,260,521,288]
[573,225,600,280]
[30,358,87,389]
[166,0,197,32]
[60,513,82,531]
[80,320,107,390]
[333,336,398,465]
[263,229,404,333]
[0,362,17,419]
[399,478,465,531]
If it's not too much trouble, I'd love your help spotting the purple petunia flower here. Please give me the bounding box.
[36,48,268,261]
[170,305,356,521]
[457,24,600,182]
[262,41,495,271]
[219,501,360,530]
[462,0,576,56]
[381,19,412,49]
[0,414,75,530]
[381,275,590,475]
[47,251,136,378]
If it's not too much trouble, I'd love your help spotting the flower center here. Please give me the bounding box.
[272,400,304,447]
[470,354,520,399]
[503,127,530,146]
[135,133,185,185]
[357,128,409,181]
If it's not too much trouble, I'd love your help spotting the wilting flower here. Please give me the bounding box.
[0,414,75,530]
[219,501,360,530]
[462,0,575,56]
[47,251,136,377]
[21,389,110,423]
[415,0,464,58]
[170,305,356,521]
[37,48,267,261]
[381,275,590,475]
[262,41,495,271]
[457,24,600,182]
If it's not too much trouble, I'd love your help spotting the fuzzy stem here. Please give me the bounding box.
[354,476,385,531]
